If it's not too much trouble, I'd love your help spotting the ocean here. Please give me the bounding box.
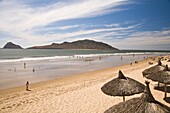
[0,49,169,62]
[0,49,169,89]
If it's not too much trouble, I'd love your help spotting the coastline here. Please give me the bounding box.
[0,55,170,113]
[0,58,138,95]
[0,53,156,90]
[0,54,154,94]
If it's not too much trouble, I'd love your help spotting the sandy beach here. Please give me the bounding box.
[0,56,170,113]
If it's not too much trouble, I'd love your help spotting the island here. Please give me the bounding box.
[28,39,118,50]
[3,42,22,49]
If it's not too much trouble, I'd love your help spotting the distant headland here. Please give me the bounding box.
[3,42,22,49]
[28,39,118,50]
[3,39,118,50]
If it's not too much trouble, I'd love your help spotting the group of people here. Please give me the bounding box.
[24,63,35,72]
[24,63,34,91]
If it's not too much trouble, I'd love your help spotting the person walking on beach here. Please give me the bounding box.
[26,81,29,91]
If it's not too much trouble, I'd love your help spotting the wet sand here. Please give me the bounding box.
[0,54,154,89]
[0,56,170,113]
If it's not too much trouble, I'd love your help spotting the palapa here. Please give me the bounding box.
[104,81,170,113]
[146,65,170,84]
[142,60,166,87]
[142,60,165,77]
[146,65,170,98]
[101,70,145,101]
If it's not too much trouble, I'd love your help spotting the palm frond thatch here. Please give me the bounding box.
[142,61,165,77]
[101,70,145,97]
[145,65,170,98]
[144,65,170,84]
[104,81,170,113]
[146,70,170,84]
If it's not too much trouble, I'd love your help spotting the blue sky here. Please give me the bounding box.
[0,0,170,50]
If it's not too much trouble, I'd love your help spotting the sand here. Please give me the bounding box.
[0,56,170,113]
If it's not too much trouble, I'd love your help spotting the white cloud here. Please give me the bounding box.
[105,23,120,27]
[35,23,140,42]
[0,0,130,47]
[110,30,170,50]
[58,25,83,30]
[0,0,129,31]
[60,27,170,50]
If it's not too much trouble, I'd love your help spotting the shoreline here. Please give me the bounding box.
[0,57,152,95]
[0,53,154,90]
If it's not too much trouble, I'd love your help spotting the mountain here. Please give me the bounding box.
[3,42,22,49]
[28,39,118,50]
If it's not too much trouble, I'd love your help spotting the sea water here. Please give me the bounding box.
[0,49,169,89]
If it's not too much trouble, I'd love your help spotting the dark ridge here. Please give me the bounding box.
[28,39,118,50]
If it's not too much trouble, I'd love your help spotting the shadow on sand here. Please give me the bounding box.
[154,86,170,93]
[154,85,170,104]
[164,97,170,104]
[26,89,31,91]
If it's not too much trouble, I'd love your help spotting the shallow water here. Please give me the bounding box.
[0,49,169,89]
[0,55,156,89]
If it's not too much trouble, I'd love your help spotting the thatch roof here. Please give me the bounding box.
[101,70,145,96]
[104,81,170,113]
[146,65,170,84]
[142,61,165,77]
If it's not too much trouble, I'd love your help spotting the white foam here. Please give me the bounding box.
[0,52,167,63]
[0,56,69,63]
[74,52,154,58]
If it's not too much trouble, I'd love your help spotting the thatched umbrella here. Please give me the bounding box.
[142,60,165,87]
[104,81,170,113]
[142,60,165,77]
[101,70,145,102]
[146,65,170,98]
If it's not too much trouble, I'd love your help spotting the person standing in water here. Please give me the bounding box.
[26,81,29,91]
[14,68,16,72]
[33,68,35,73]
[133,54,135,57]
[24,63,26,69]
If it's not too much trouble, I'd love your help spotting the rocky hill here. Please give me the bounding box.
[3,42,22,49]
[28,39,118,50]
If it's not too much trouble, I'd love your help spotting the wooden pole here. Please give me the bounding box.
[164,83,167,98]
[123,96,125,102]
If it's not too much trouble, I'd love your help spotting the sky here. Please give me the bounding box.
[0,0,170,50]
